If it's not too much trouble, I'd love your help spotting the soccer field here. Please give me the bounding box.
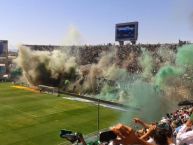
[0,83,120,145]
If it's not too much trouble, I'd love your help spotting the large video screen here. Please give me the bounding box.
[0,41,7,57]
[0,43,4,55]
[115,22,138,41]
[0,65,6,74]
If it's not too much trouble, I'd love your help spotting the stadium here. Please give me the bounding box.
[2,38,193,145]
[1,0,193,145]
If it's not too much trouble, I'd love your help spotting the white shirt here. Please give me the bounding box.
[176,124,193,145]
[147,138,157,145]
[147,137,175,145]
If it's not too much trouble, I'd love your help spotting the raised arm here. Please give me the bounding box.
[111,124,153,145]
[133,118,152,129]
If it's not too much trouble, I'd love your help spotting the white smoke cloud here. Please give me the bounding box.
[63,25,84,46]
[14,46,77,86]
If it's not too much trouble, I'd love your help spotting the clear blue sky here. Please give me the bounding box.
[0,0,193,49]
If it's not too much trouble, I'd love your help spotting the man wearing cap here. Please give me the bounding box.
[176,114,193,145]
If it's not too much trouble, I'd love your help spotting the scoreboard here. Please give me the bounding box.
[115,22,138,43]
[0,40,8,57]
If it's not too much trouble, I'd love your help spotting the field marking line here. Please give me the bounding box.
[57,141,69,145]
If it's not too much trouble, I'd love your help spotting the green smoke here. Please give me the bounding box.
[176,44,193,67]
[155,65,183,87]
[97,84,119,101]
[119,80,169,124]
[99,44,193,124]
[155,44,193,88]
[97,45,193,124]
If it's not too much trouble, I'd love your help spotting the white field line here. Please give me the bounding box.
[57,141,70,145]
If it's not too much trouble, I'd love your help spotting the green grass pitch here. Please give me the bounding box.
[0,83,120,145]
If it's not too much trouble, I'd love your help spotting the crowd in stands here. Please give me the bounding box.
[77,44,178,74]
[25,43,179,75]
[106,105,193,145]
[78,45,111,65]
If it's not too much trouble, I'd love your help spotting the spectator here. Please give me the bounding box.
[176,114,193,145]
